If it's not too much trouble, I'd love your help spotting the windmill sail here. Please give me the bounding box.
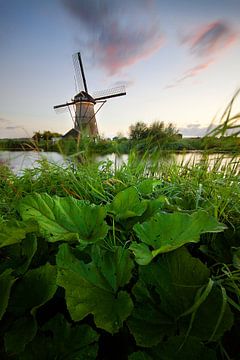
[93,85,126,101]
[72,52,88,93]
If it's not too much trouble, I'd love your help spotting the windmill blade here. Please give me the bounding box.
[93,85,126,101]
[54,106,69,114]
[53,101,76,110]
[72,52,88,93]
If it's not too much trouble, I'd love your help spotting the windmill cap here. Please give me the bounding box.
[74,91,96,103]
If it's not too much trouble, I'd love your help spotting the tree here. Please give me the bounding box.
[129,122,148,140]
[32,131,41,142]
[32,131,62,141]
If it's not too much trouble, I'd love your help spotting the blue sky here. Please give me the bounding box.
[0,0,240,138]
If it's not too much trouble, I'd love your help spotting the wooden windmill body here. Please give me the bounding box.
[54,52,126,137]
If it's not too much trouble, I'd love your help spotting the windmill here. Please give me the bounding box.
[53,52,126,137]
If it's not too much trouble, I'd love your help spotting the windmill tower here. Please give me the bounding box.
[54,52,126,137]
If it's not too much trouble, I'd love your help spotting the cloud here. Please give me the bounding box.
[179,124,209,137]
[166,20,237,89]
[165,60,213,88]
[0,117,9,123]
[184,21,237,57]
[112,80,134,88]
[62,0,164,75]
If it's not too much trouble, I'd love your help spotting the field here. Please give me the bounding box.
[0,150,240,359]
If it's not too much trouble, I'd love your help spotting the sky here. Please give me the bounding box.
[0,0,240,138]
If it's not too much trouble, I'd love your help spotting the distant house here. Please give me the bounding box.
[62,128,79,139]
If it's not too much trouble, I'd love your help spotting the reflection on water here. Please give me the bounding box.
[0,151,67,175]
[0,151,239,175]
[96,152,240,171]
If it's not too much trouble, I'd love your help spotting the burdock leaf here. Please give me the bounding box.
[4,315,37,354]
[57,244,134,334]
[150,336,217,360]
[109,187,147,220]
[19,193,108,243]
[8,263,57,316]
[0,220,38,248]
[133,210,226,263]
[128,248,210,346]
[20,314,99,360]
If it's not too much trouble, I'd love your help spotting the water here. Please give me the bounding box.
[0,151,239,175]
[0,151,67,175]
[96,152,240,170]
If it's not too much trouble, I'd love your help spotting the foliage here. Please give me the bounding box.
[0,154,240,359]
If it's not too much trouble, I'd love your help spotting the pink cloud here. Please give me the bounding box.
[62,0,164,75]
[166,20,238,89]
[165,60,213,89]
[184,20,237,57]
[93,22,164,75]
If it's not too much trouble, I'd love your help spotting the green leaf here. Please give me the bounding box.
[128,248,210,346]
[129,351,152,360]
[4,315,37,355]
[129,242,153,265]
[20,314,99,360]
[136,179,162,195]
[19,193,109,243]
[16,235,38,275]
[8,263,57,316]
[133,210,226,264]
[0,220,38,248]
[141,248,210,317]
[140,196,167,220]
[109,187,147,220]
[0,269,16,320]
[91,245,134,292]
[127,197,167,229]
[184,286,234,341]
[128,301,174,347]
[57,244,134,334]
[150,336,217,360]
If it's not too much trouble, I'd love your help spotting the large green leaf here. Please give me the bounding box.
[128,248,210,346]
[109,187,147,220]
[19,193,108,243]
[127,300,174,347]
[183,286,234,341]
[132,210,226,264]
[4,315,37,355]
[0,220,38,248]
[0,269,16,320]
[128,248,232,346]
[8,263,57,316]
[57,244,134,334]
[139,247,210,317]
[136,179,162,196]
[150,336,217,360]
[20,314,99,360]
[128,336,217,360]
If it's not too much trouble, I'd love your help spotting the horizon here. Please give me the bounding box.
[0,0,240,139]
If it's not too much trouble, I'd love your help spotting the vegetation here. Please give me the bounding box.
[0,90,239,359]
[0,151,240,359]
[0,133,239,155]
